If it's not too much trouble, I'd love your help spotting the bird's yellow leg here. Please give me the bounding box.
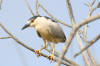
[48,43,55,62]
[35,39,47,56]
[40,40,47,50]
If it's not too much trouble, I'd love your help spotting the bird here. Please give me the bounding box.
[22,15,66,61]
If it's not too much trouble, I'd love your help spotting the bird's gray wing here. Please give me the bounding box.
[36,31,41,37]
[48,24,66,40]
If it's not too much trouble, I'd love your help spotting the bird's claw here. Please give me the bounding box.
[35,50,41,56]
[48,54,54,62]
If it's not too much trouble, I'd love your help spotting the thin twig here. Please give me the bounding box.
[38,1,72,28]
[66,0,75,25]
[35,0,39,15]
[74,34,100,57]
[87,50,96,66]
[76,32,91,66]
[90,0,96,6]
[0,37,11,39]
[97,2,100,8]
[77,13,100,28]
[0,0,2,9]
[83,0,98,65]
[24,0,34,16]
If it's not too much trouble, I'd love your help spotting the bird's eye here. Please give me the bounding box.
[31,19,34,23]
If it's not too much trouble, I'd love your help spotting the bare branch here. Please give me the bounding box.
[66,0,91,65]
[35,0,39,15]
[0,36,11,39]
[46,49,78,66]
[86,0,100,16]
[38,1,72,28]
[87,50,97,66]
[83,0,98,65]
[66,1,91,65]
[76,32,91,66]
[97,2,100,8]
[0,0,2,9]
[55,0,76,65]
[55,13,100,66]
[84,3,89,7]
[55,27,76,66]
[66,0,75,25]
[77,13,100,29]
[90,0,96,6]
[55,0,100,66]
[94,2,100,10]
[24,0,34,16]
[74,34,100,57]
[0,22,69,66]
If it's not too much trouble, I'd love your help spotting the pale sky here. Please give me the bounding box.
[0,0,100,66]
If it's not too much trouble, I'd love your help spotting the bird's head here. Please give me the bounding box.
[22,16,39,30]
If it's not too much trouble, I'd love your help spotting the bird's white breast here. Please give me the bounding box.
[34,17,57,30]
[33,17,56,40]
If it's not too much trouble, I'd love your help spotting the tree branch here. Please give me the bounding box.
[35,0,39,15]
[77,13,100,29]
[38,1,72,28]
[66,0,75,25]
[0,22,69,66]
[46,49,78,66]
[0,0,2,9]
[55,0,76,65]
[55,13,100,66]
[83,0,98,65]
[55,8,100,66]
[76,32,91,66]
[24,0,34,16]
[55,0,95,65]
[0,36,11,39]
[74,34,100,57]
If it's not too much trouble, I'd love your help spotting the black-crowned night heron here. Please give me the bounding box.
[22,15,66,61]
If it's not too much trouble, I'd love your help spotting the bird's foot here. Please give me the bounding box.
[48,54,54,62]
[35,50,41,56]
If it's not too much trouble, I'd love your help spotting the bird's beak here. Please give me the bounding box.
[21,24,30,30]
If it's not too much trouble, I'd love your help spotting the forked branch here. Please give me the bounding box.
[74,34,100,57]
